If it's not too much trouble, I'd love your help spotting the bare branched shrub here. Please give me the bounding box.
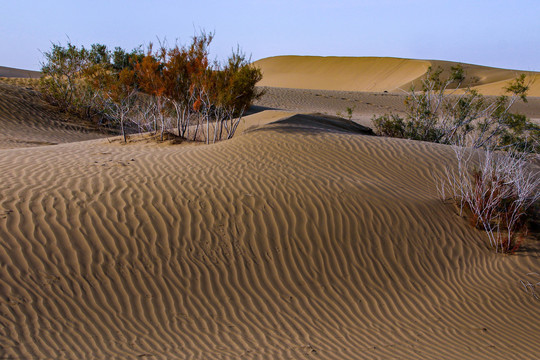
[437,141,540,253]
[375,66,540,253]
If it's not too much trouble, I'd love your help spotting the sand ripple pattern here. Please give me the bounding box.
[1,113,539,359]
[0,83,104,149]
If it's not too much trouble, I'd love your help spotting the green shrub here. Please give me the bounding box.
[372,67,538,152]
[39,34,263,143]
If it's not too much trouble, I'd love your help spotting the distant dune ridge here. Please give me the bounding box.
[254,56,540,96]
[0,66,41,79]
[1,60,540,359]
[0,82,104,148]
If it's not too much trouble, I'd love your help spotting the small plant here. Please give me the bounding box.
[346,106,355,121]
[337,106,356,121]
[520,272,540,300]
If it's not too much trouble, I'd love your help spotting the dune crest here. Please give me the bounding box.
[254,56,540,96]
[254,56,430,92]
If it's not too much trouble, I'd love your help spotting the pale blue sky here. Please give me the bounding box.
[1,0,539,71]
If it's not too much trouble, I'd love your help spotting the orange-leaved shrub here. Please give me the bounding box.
[40,32,263,142]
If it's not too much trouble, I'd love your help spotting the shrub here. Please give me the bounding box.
[39,42,116,121]
[372,67,539,152]
[375,65,540,253]
[437,144,540,253]
[39,33,263,143]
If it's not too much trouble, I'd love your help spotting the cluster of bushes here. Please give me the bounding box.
[373,66,539,152]
[372,66,539,253]
[39,33,263,143]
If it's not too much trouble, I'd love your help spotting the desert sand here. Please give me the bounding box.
[253,86,540,128]
[1,59,540,359]
[254,56,540,96]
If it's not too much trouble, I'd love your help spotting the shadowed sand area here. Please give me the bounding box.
[0,82,105,148]
[1,62,540,359]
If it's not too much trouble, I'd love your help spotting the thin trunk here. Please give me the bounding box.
[121,113,126,143]
[213,111,219,144]
[184,109,190,139]
[206,112,209,144]
[193,114,200,141]
[160,112,164,141]
[229,107,245,139]
[176,103,181,136]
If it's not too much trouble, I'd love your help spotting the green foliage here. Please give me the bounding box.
[415,68,540,253]
[112,46,143,71]
[39,41,126,121]
[372,114,406,138]
[505,74,529,102]
[39,33,264,142]
[211,47,263,114]
[372,66,538,153]
[346,106,354,121]
[40,42,90,111]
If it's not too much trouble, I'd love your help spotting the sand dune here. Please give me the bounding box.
[253,87,540,128]
[1,93,539,359]
[468,73,540,96]
[0,82,105,148]
[254,56,430,93]
[254,56,540,96]
[0,66,41,79]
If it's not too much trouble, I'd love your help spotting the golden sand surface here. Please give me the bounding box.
[255,56,540,96]
[1,62,539,359]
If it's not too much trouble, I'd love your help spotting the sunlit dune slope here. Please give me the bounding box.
[254,56,431,92]
[466,73,540,96]
[254,56,540,96]
[1,109,539,359]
